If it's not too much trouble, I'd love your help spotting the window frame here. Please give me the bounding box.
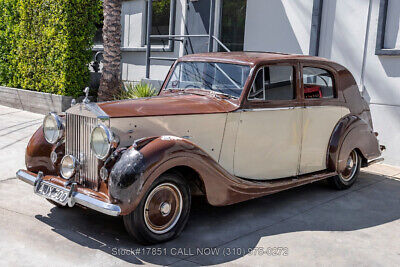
[376,0,400,56]
[164,61,251,97]
[246,63,299,104]
[143,0,176,51]
[301,64,338,102]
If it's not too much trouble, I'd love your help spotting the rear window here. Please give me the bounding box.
[303,67,335,99]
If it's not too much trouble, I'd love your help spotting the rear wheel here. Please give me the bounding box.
[123,172,191,245]
[330,149,361,189]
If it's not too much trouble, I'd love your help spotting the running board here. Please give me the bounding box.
[365,157,384,167]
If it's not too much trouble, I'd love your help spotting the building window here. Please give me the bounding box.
[220,0,247,51]
[93,5,104,46]
[147,0,175,46]
[376,0,400,55]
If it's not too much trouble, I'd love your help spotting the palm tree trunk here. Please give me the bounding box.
[98,0,122,101]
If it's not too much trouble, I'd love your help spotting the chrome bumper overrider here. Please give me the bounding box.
[16,170,121,216]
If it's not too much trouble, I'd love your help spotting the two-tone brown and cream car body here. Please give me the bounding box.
[17,52,384,244]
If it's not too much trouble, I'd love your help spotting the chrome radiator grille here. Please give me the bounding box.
[65,113,99,190]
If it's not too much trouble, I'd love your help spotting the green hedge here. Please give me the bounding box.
[0,0,102,97]
[0,0,19,87]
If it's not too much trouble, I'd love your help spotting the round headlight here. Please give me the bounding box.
[43,113,63,144]
[90,124,113,160]
[60,155,79,179]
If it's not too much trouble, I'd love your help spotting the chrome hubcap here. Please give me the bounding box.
[144,183,183,234]
[160,202,171,216]
[340,150,358,182]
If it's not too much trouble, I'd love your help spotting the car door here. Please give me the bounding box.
[233,64,303,180]
[299,65,350,174]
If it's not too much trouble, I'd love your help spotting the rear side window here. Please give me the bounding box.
[248,65,295,101]
[303,67,335,99]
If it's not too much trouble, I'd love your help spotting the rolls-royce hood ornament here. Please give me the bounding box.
[83,87,90,104]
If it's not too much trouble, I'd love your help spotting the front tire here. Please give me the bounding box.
[123,172,191,245]
[330,149,361,190]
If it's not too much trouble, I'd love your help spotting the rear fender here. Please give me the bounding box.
[327,115,381,172]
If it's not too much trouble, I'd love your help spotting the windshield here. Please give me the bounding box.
[165,62,251,98]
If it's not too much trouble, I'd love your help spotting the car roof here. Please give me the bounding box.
[179,51,333,66]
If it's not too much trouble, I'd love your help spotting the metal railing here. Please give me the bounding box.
[145,0,231,79]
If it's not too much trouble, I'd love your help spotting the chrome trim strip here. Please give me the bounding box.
[239,107,302,112]
[366,157,384,166]
[16,170,121,216]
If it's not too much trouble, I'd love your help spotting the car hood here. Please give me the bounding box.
[96,93,240,118]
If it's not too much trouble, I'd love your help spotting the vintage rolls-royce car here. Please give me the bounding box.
[17,52,384,244]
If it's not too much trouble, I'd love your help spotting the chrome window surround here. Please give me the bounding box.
[247,66,295,101]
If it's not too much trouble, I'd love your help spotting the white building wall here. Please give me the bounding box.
[320,0,400,165]
[119,0,187,82]
[318,0,370,84]
[243,0,400,166]
[116,0,400,165]
[362,0,400,166]
[244,0,314,54]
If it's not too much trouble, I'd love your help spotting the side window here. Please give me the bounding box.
[248,66,295,101]
[303,67,335,99]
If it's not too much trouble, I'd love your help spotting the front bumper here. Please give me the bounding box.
[16,170,121,216]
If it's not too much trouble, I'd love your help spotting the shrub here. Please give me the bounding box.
[115,82,157,100]
[0,0,102,97]
[0,0,19,87]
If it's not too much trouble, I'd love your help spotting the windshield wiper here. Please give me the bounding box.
[165,88,184,93]
[166,88,238,100]
[185,88,238,99]
[211,91,238,100]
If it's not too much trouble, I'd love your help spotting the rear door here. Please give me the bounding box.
[299,65,349,174]
[233,63,303,180]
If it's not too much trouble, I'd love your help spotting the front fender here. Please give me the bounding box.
[108,136,206,214]
[25,126,59,175]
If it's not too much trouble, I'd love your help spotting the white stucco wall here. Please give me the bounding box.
[319,0,400,165]
[318,0,370,84]
[242,0,400,166]
[244,0,314,54]
[362,0,400,166]
[119,0,186,82]
[115,0,400,165]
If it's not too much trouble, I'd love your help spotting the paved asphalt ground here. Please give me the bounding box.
[0,105,399,266]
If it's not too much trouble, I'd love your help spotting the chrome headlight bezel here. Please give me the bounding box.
[60,155,79,179]
[90,124,114,160]
[43,113,64,144]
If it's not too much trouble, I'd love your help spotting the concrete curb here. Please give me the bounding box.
[0,86,73,114]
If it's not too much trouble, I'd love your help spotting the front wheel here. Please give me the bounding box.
[123,172,191,245]
[329,149,361,190]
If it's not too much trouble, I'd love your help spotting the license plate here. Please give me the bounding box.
[35,181,69,206]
